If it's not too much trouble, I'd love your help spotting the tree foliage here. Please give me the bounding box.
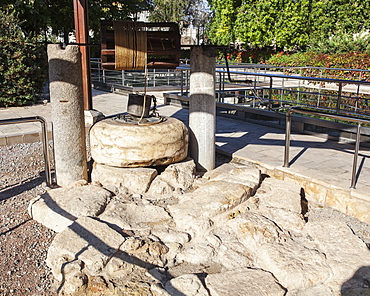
[207,0,370,51]
[149,0,189,23]
[1,0,152,41]
[0,10,47,107]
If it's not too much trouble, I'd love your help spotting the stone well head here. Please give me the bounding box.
[89,94,188,168]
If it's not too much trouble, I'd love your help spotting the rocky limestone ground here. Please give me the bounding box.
[29,146,370,295]
[2,142,370,295]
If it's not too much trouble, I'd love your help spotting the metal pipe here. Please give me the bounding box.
[268,77,273,110]
[0,116,53,187]
[350,123,362,188]
[180,70,184,95]
[284,110,292,167]
[287,107,370,189]
[336,82,343,115]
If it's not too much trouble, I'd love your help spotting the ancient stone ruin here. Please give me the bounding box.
[42,44,370,295]
[29,159,370,296]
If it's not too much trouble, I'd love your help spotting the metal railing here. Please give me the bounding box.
[91,58,370,119]
[91,58,182,89]
[284,107,370,188]
[0,117,53,187]
[171,64,370,120]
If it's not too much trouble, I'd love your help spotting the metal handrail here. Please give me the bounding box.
[0,117,54,187]
[284,107,370,188]
[176,65,370,117]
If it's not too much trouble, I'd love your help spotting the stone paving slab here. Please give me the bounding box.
[0,89,369,218]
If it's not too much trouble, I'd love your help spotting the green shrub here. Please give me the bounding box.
[266,51,370,80]
[307,31,370,55]
[0,10,47,107]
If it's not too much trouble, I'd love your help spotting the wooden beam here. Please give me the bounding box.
[73,0,92,110]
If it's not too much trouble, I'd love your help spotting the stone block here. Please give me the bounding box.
[29,183,112,232]
[46,216,126,281]
[169,180,251,236]
[23,132,41,144]
[203,162,261,193]
[206,268,286,296]
[249,178,305,232]
[301,220,370,294]
[98,199,172,231]
[91,162,157,194]
[0,136,6,146]
[326,186,350,213]
[165,274,208,296]
[6,135,24,146]
[303,179,328,205]
[347,198,370,224]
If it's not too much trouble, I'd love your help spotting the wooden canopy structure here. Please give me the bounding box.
[100,20,181,70]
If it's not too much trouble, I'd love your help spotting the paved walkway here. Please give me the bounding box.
[0,89,369,199]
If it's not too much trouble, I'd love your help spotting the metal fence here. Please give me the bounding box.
[91,58,183,88]
[91,58,370,120]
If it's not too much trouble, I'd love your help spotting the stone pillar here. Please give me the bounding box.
[189,46,216,171]
[48,44,88,186]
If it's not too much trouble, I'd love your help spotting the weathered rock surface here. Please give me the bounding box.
[91,163,157,194]
[38,161,370,296]
[28,183,112,232]
[165,274,209,296]
[301,220,370,294]
[247,177,306,232]
[169,180,251,237]
[98,198,172,231]
[46,216,126,281]
[206,268,286,296]
[203,162,261,193]
[147,157,196,195]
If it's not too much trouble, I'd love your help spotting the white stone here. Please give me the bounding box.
[205,268,286,296]
[46,216,126,281]
[213,211,332,291]
[84,109,104,126]
[176,238,218,265]
[98,199,172,231]
[165,274,209,296]
[91,163,157,194]
[28,184,112,232]
[301,220,370,294]
[248,177,305,232]
[90,116,188,167]
[169,180,251,236]
[203,162,261,193]
[150,227,191,245]
[287,285,335,296]
[253,177,303,212]
[147,178,175,196]
[155,158,196,191]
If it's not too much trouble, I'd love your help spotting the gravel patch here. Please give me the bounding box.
[0,143,56,296]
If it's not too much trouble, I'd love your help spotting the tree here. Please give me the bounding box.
[148,0,201,25]
[0,10,47,106]
[207,0,241,45]
[1,0,152,42]
[207,0,370,51]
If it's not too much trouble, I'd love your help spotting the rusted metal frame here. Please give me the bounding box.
[73,0,92,110]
